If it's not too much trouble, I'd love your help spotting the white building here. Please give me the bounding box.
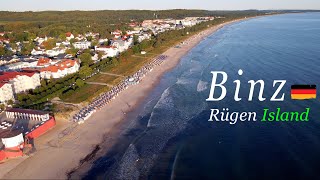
[95,46,120,57]
[0,72,41,94]
[98,38,108,44]
[46,48,65,57]
[0,83,14,104]
[73,41,91,49]
[40,59,80,79]
[34,36,47,45]
[66,32,74,41]
[112,38,133,53]
[138,33,151,43]
[0,61,38,72]
[31,49,44,56]
[126,30,141,35]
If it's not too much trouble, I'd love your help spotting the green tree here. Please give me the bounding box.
[0,104,5,111]
[79,65,93,79]
[98,51,104,59]
[43,38,57,50]
[21,43,35,55]
[7,99,14,105]
[0,46,5,56]
[66,48,78,56]
[86,36,93,41]
[59,33,66,41]
[76,79,85,88]
[79,53,93,66]
[132,45,140,54]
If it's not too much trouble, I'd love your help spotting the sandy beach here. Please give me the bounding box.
[0,18,248,179]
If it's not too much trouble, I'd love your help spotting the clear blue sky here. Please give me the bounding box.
[1,0,319,11]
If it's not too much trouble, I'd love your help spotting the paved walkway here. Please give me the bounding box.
[100,72,125,77]
[86,81,113,87]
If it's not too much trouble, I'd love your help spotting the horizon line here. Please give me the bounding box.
[1,8,320,13]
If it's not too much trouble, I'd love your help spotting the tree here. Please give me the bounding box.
[76,79,85,88]
[79,53,93,66]
[98,51,104,59]
[86,36,93,41]
[133,35,139,45]
[7,99,14,105]
[132,45,140,54]
[59,33,66,41]
[21,43,35,55]
[0,104,5,111]
[0,46,5,56]
[66,48,78,56]
[79,65,93,79]
[43,38,57,50]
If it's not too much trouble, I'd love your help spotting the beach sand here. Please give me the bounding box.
[0,18,248,179]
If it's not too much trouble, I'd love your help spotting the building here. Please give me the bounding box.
[0,72,41,94]
[111,30,123,38]
[40,59,80,79]
[34,36,47,45]
[46,48,65,57]
[98,38,108,44]
[36,57,52,67]
[73,41,91,49]
[95,46,120,57]
[66,32,74,41]
[0,83,14,104]
[31,48,44,56]
[0,60,38,72]
[112,38,133,53]
[138,33,152,43]
[0,108,56,162]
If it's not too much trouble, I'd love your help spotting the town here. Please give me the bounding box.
[0,16,216,107]
[0,15,219,162]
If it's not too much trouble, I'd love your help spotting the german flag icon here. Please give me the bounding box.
[291,85,317,100]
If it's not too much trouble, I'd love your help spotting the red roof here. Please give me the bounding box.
[66,32,73,37]
[0,72,36,83]
[0,82,7,88]
[37,57,51,66]
[40,59,78,73]
[0,37,10,42]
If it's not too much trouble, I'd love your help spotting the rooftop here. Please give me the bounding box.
[0,72,36,83]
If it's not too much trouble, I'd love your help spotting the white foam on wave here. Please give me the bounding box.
[113,144,140,180]
[176,78,192,85]
[197,80,208,92]
[147,88,174,127]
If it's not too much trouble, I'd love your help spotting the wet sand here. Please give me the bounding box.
[1,18,249,179]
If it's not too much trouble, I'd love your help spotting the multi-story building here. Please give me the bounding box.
[95,46,120,57]
[40,59,79,79]
[73,41,91,49]
[0,72,41,96]
[0,83,14,103]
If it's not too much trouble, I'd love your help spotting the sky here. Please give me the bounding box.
[1,0,320,11]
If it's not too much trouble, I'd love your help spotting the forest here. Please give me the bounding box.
[0,9,288,38]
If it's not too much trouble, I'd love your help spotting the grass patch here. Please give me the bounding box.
[86,73,122,85]
[61,84,107,103]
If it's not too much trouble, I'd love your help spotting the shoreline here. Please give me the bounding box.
[1,17,252,179]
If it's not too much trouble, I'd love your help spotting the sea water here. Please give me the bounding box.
[84,13,320,180]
